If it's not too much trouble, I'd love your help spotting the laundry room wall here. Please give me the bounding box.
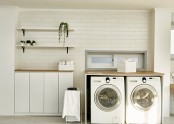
[16,9,153,111]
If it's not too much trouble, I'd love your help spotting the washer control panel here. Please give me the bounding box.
[142,77,146,83]
[106,77,110,83]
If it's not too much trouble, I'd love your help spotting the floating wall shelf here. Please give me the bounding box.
[16,27,75,53]
[16,45,76,54]
[17,27,74,31]
[16,27,74,36]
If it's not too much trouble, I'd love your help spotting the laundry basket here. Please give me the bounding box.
[62,89,82,123]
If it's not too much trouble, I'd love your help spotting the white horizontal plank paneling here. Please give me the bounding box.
[16,9,152,101]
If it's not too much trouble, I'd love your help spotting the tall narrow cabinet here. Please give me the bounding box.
[15,72,30,113]
[30,73,44,113]
[44,72,58,114]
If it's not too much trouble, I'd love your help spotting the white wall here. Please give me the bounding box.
[153,8,171,117]
[16,9,153,112]
[16,9,153,94]
[0,6,17,115]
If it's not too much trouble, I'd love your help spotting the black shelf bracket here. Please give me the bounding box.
[22,46,25,53]
[22,29,25,36]
[66,47,69,54]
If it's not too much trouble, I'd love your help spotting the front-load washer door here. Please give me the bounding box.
[131,84,158,111]
[95,84,121,112]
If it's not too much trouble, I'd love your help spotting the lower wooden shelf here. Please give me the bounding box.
[16,45,75,54]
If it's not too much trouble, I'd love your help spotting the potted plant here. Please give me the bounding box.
[20,40,25,46]
[58,22,69,45]
[31,40,36,46]
[26,40,31,46]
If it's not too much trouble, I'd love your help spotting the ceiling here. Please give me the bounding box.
[0,0,174,10]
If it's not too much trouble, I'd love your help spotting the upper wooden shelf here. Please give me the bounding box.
[16,27,74,31]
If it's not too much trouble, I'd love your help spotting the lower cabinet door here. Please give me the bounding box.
[30,72,44,113]
[15,72,29,113]
[59,72,73,113]
[44,72,58,114]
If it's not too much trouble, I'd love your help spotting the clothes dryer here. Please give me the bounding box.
[126,77,161,124]
[91,76,125,123]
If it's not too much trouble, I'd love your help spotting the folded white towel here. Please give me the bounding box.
[62,90,80,122]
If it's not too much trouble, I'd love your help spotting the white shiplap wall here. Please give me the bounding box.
[16,9,152,94]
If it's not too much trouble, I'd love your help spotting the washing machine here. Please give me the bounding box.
[126,77,161,124]
[91,76,125,124]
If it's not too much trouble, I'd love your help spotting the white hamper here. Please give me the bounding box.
[62,90,82,123]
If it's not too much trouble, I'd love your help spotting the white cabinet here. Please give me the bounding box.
[44,73,58,114]
[30,73,44,113]
[15,73,29,113]
[59,72,73,113]
[14,71,73,115]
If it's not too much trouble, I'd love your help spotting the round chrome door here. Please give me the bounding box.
[131,84,158,111]
[95,84,121,112]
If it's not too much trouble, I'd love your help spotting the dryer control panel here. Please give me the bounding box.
[106,77,110,83]
[91,76,124,85]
